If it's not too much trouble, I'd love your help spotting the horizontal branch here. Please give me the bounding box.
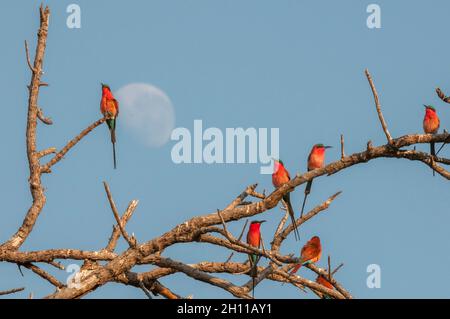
[153,257,251,299]
[0,249,116,264]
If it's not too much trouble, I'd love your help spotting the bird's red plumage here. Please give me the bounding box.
[100,87,119,118]
[308,146,326,171]
[423,108,440,134]
[272,161,290,188]
[290,236,322,274]
[247,223,261,248]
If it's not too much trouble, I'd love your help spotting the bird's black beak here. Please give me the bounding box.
[324,145,333,149]
[259,220,267,224]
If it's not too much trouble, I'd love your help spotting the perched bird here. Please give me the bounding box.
[300,144,332,217]
[423,105,440,176]
[289,236,322,275]
[246,220,266,298]
[100,83,119,169]
[272,159,300,241]
[315,275,334,299]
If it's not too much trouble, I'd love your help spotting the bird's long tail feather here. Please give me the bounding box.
[284,194,300,241]
[249,255,258,298]
[436,142,447,156]
[300,180,313,218]
[431,142,435,176]
[112,141,117,170]
[107,118,117,169]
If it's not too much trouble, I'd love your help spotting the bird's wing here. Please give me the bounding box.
[301,241,320,263]
[113,99,119,117]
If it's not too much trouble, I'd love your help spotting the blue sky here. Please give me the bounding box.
[1,0,449,298]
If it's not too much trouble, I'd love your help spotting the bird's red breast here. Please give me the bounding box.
[101,87,119,118]
[423,108,440,134]
[308,146,326,171]
[272,161,291,188]
[247,223,261,248]
[300,236,322,263]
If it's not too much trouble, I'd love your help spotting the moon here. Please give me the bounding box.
[115,83,175,147]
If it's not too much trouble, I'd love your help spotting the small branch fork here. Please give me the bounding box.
[103,182,137,248]
[2,6,449,300]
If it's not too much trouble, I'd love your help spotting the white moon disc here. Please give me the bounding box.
[115,83,175,147]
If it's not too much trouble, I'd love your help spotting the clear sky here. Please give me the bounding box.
[1,0,449,299]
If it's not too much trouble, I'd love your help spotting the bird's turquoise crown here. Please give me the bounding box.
[272,158,284,166]
[251,220,266,224]
[424,105,436,111]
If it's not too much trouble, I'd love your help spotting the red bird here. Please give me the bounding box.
[100,83,119,169]
[315,275,334,299]
[423,105,440,176]
[246,220,265,298]
[300,144,332,217]
[272,159,300,241]
[289,236,322,275]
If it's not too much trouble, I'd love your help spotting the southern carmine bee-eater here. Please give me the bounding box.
[246,220,266,298]
[289,235,322,275]
[100,83,119,169]
[272,159,300,241]
[300,144,332,218]
[315,275,334,299]
[423,105,440,176]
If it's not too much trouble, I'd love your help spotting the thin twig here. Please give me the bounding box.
[365,69,393,144]
[22,263,65,288]
[37,107,53,125]
[436,87,450,104]
[332,263,344,275]
[103,182,136,248]
[36,147,56,158]
[105,200,139,252]
[41,117,106,172]
[225,220,249,263]
[0,287,25,296]
[328,255,331,281]
[24,40,35,73]
[340,134,345,159]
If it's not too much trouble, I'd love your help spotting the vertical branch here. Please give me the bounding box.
[340,134,345,159]
[1,5,51,250]
[365,69,393,144]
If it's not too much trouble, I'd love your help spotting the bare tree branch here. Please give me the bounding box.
[436,87,450,104]
[41,117,106,173]
[22,263,64,289]
[365,69,393,144]
[105,200,139,252]
[103,182,137,248]
[0,287,25,296]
